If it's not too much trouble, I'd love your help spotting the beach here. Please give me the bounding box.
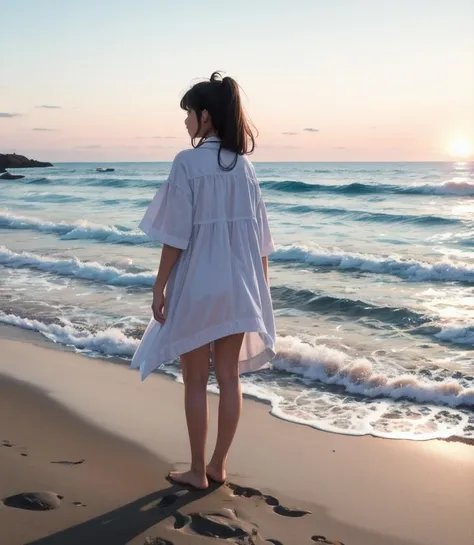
[0,324,472,545]
[2,0,474,541]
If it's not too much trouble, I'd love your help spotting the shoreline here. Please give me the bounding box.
[1,321,472,445]
[0,323,473,544]
[0,322,474,446]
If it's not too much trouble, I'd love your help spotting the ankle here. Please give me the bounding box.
[208,457,226,470]
[191,462,206,475]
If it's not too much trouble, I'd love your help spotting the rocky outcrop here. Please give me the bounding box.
[0,172,25,180]
[0,153,53,172]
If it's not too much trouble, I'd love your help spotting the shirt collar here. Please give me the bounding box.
[200,136,221,147]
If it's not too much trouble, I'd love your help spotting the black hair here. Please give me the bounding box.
[180,71,256,170]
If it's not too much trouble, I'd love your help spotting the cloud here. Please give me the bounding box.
[152,136,177,139]
[0,112,21,118]
[33,128,57,131]
[282,132,297,136]
[303,127,319,132]
[334,146,346,150]
[36,105,62,109]
[76,144,102,149]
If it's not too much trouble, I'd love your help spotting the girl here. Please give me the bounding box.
[131,72,276,490]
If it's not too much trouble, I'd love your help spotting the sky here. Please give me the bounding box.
[1,0,473,162]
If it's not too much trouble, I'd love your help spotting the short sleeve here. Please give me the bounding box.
[257,197,275,256]
[138,157,192,250]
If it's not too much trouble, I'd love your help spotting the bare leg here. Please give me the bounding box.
[169,343,210,489]
[207,333,244,483]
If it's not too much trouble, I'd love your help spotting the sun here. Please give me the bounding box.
[448,139,473,159]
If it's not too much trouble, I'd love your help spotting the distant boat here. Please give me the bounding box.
[96,167,115,173]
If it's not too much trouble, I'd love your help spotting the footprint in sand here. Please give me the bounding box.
[157,493,182,508]
[2,491,63,511]
[50,458,85,466]
[2,440,28,456]
[173,509,258,541]
[228,483,310,518]
[273,505,311,518]
[312,536,346,545]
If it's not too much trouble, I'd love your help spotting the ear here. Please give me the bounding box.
[201,109,210,124]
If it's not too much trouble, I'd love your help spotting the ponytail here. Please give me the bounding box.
[180,72,256,170]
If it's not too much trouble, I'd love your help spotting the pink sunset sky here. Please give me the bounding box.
[1,0,473,162]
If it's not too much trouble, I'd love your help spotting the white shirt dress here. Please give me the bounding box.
[131,137,276,380]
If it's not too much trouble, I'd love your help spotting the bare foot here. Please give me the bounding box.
[168,470,208,490]
[206,464,226,484]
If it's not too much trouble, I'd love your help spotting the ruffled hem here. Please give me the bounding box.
[131,317,275,381]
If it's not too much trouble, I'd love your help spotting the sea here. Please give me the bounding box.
[1,160,473,441]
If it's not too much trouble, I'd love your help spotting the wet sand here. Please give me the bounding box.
[0,325,472,545]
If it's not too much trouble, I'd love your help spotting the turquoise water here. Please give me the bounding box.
[1,161,473,440]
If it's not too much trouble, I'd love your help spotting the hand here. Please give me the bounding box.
[152,289,165,324]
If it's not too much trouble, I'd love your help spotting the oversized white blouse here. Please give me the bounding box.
[131,138,276,380]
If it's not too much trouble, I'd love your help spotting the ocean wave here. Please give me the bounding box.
[261,180,387,194]
[0,211,150,244]
[81,177,150,188]
[0,311,139,357]
[77,176,166,189]
[413,180,474,196]
[272,286,430,327]
[272,202,462,226]
[1,311,472,409]
[22,193,87,204]
[273,336,474,408]
[58,176,164,189]
[0,247,155,287]
[261,180,474,196]
[16,173,474,196]
[271,244,474,283]
[2,249,469,348]
[430,230,474,247]
[0,248,432,327]
[26,178,50,185]
[435,326,474,346]
[14,174,165,189]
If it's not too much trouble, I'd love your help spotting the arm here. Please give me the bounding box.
[152,244,182,323]
[154,244,182,292]
[262,256,269,286]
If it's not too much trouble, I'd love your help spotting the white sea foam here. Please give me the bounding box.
[417,180,474,196]
[0,210,149,244]
[429,229,474,246]
[0,312,139,356]
[272,244,474,283]
[0,247,155,287]
[273,335,474,408]
[435,326,474,346]
[2,311,472,410]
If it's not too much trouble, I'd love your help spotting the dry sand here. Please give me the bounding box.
[0,324,472,545]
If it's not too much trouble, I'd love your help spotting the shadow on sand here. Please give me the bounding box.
[25,482,217,545]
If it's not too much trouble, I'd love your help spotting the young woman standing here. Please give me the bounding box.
[131,72,275,489]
